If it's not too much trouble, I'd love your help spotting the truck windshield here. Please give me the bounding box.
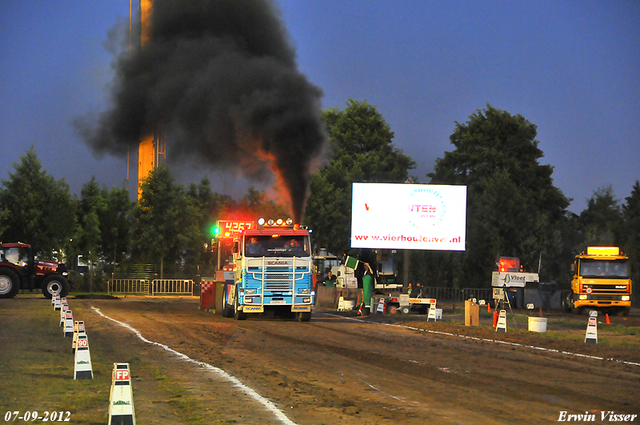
[245,236,310,258]
[580,259,629,278]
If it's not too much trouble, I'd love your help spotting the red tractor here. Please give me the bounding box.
[0,242,69,299]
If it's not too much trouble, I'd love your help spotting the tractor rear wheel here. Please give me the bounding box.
[0,268,20,298]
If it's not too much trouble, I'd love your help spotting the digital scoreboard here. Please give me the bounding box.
[218,220,255,239]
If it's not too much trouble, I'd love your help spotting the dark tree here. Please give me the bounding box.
[427,105,571,286]
[305,99,416,255]
[0,147,76,258]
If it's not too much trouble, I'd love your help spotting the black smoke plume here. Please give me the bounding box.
[76,0,326,222]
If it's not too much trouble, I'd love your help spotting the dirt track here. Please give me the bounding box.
[3,296,640,424]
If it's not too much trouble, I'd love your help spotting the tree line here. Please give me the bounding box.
[0,147,286,289]
[1,102,639,291]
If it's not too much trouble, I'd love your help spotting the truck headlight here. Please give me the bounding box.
[303,297,311,303]
[579,295,588,300]
[245,298,253,303]
[245,289,255,295]
[622,296,630,301]
[299,289,309,294]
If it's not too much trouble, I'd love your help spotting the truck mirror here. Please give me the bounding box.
[570,264,575,274]
[233,241,239,254]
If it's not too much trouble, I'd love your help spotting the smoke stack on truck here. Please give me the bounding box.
[562,246,632,316]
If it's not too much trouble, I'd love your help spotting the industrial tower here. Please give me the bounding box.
[132,0,165,200]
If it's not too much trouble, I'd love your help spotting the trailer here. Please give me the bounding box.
[374,293,437,315]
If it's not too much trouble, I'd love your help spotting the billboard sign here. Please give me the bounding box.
[350,183,466,251]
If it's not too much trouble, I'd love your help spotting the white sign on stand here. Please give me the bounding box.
[496,310,508,332]
[585,310,598,344]
[427,302,437,322]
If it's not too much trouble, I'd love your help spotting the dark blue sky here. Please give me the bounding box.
[1,1,638,214]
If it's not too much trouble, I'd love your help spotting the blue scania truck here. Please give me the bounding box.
[221,218,315,321]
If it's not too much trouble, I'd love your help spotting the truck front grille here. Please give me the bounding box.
[263,268,292,291]
[586,295,625,301]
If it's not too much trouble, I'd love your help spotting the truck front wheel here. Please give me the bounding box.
[561,292,571,313]
[221,284,233,317]
[0,268,20,298]
[234,288,247,320]
[42,274,69,299]
[298,312,312,322]
[569,294,584,315]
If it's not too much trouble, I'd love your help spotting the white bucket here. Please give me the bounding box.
[528,317,547,333]
[343,300,355,311]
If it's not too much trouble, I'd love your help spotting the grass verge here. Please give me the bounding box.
[0,298,111,424]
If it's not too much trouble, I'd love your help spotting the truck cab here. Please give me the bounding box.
[222,218,314,321]
[566,246,631,315]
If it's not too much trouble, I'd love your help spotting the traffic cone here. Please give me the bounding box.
[487,303,491,313]
[108,363,136,425]
[492,311,498,327]
[74,334,94,379]
[606,314,611,325]
[357,303,363,316]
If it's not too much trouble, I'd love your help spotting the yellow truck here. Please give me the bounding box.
[562,247,632,315]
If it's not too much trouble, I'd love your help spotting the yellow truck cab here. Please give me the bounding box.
[565,247,632,315]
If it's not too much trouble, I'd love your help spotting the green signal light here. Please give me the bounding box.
[211,225,221,237]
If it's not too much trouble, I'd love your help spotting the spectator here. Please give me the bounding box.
[414,282,423,298]
[324,271,336,287]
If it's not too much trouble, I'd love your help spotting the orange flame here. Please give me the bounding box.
[255,148,293,217]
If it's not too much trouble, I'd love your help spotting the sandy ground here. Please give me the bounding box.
[2,296,639,424]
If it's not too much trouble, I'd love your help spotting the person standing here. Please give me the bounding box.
[362,263,374,315]
[324,271,336,287]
